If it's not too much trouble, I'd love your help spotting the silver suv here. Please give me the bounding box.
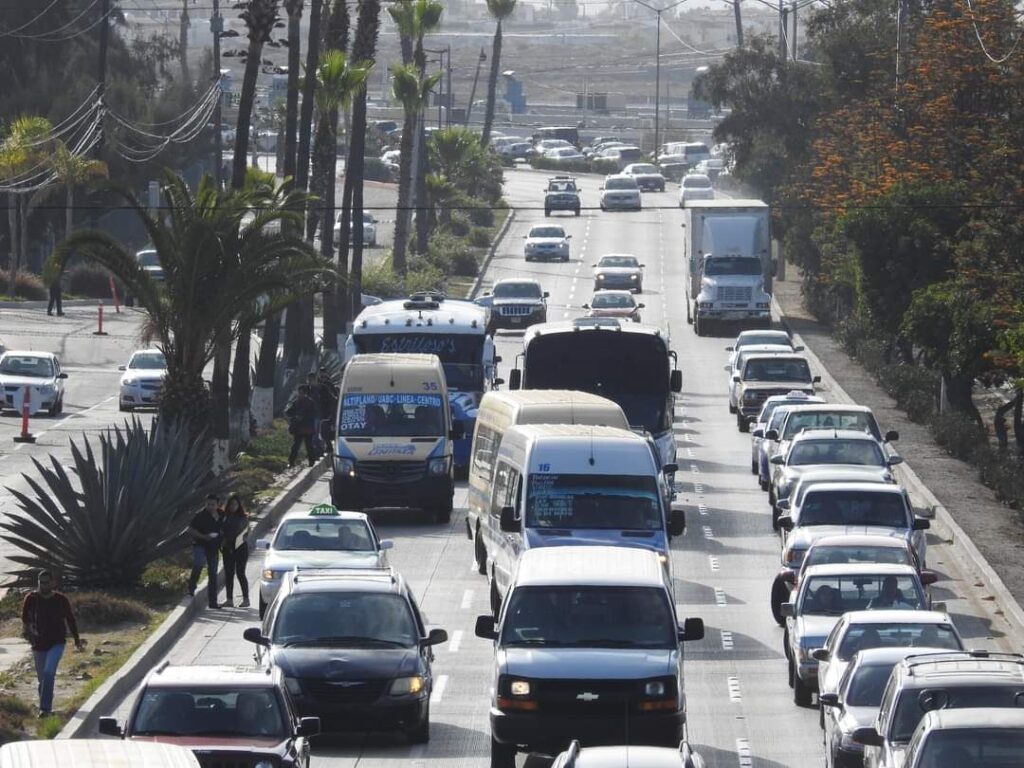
[476,545,704,768]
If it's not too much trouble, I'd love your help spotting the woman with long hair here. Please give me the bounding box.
[220,494,251,608]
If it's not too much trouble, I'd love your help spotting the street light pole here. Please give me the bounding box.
[633,0,689,163]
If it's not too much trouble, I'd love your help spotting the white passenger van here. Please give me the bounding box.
[466,390,631,574]
[0,740,200,768]
[331,353,464,522]
[482,424,685,614]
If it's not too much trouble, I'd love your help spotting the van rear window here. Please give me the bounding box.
[526,474,662,530]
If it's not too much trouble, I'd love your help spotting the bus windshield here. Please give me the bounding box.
[353,333,484,392]
[522,332,672,434]
[339,393,445,437]
[526,474,663,531]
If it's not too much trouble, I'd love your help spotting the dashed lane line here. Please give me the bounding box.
[460,589,473,610]
[728,676,742,703]
[721,630,734,650]
[737,738,753,768]
[715,587,728,606]
[448,630,463,653]
[430,674,448,704]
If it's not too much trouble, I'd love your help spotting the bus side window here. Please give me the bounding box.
[472,425,498,483]
[490,462,511,519]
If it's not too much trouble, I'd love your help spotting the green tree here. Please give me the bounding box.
[232,0,282,189]
[0,116,53,297]
[480,0,517,147]
[48,144,108,247]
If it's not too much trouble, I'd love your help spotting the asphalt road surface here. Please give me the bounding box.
[99,167,1016,767]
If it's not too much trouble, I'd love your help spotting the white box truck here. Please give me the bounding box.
[682,199,774,335]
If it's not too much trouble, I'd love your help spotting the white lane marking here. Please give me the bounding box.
[460,589,473,610]
[698,504,709,516]
[721,630,734,650]
[694,484,704,494]
[449,630,463,653]
[728,676,742,702]
[737,738,753,768]
[702,526,715,540]
[430,674,448,704]
[17,394,118,442]
[686,448,695,458]
[715,587,727,606]
[709,555,720,571]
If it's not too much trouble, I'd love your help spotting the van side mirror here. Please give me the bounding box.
[58,372,68,379]
[723,364,733,372]
[508,369,522,390]
[297,717,321,737]
[777,514,794,531]
[543,292,550,298]
[888,454,904,466]
[670,369,683,393]
[812,375,822,383]
[669,509,686,537]
[494,378,505,387]
[98,717,122,737]
[379,539,394,550]
[678,617,704,641]
[725,346,734,352]
[662,463,678,475]
[913,518,931,531]
[117,365,126,371]
[794,345,805,352]
[780,602,796,618]
[582,304,590,310]
[450,421,466,440]
[732,375,740,383]
[920,570,938,586]
[818,692,840,709]
[777,499,791,511]
[500,505,521,533]
[256,538,271,550]
[812,648,830,662]
[885,430,900,442]
[243,627,270,647]
[765,429,779,441]
[475,614,498,640]
[637,303,645,309]
[851,726,884,747]
[424,627,448,646]
[752,428,764,438]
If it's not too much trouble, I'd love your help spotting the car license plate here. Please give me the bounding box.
[511,317,522,324]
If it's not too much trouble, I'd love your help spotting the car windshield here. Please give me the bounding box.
[137,251,160,267]
[837,623,962,661]
[893,687,1024,742]
[805,544,912,569]
[737,332,792,349]
[500,586,676,649]
[0,355,54,378]
[630,164,659,174]
[743,358,811,382]
[598,256,639,268]
[606,177,638,190]
[530,227,566,239]
[758,399,801,423]
[494,282,542,299]
[548,181,576,192]
[799,574,923,615]
[592,293,635,309]
[799,490,907,527]
[845,662,900,707]
[526,473,663,531]
[128,352,166,370]
[789,440,886,467]
[704,256,762,276]
[783,410,880,440]
[683,176,712,189]
[272,518,376,552]
[132,688,286,738]
[339,393,444,437]
[915,728,1024,766]
[273,592,418,647]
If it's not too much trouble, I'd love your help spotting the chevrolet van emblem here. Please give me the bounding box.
[576,692,600,702]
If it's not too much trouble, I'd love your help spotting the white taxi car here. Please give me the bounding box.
[118,349,167,412]
[255,503,393,617]
[0,350,67,416]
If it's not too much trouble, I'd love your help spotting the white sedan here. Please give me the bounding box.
[523,224,571,262]
[679,173,715,206]
[333,211,377,247]
[0,350,67,416]
[119,348,167,412]
[599,175,642,211]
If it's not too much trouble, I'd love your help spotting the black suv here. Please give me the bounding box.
[477,278,549,333]
[98,663,319,768]
[244,567,448,742]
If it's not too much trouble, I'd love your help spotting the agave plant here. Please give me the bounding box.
[1,418,229,588]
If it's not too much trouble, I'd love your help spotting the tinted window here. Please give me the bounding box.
[845,662,899,707]
[598,256,640,268]
[916,728,1024,767]
[501,586,675,649]
[805,544,912,569]
[526,473,662,531]
[128,352,167,369]
[132,688,286,738]
[471,423,499,484]
[784,410,880,440]
[798,490,907,527]
[737,332,792,349]
[836,623,962,661]
[605,177,639,190]
[742,358,811,382]
[273,592,418,647]
[339,393,444,437]
[0,356,54,377]
[494,282,542,298]
[592,293,635,309]
[529,227,567,238]
[683,176,712,189]
[789,440,885,467]
[273,518,375,552]
[705,256,762,276]
[893,687,1024,742]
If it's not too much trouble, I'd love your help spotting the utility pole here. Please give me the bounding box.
[211,0,225,187]
[778,0,787,61]
[732,0,743,47]
[446,44,452,129]
[790,0,797,59]
[465,48,486,126]
[97,0,111,158]
[634,0,689,163]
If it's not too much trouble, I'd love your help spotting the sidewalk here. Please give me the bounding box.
[773,268,1024,613]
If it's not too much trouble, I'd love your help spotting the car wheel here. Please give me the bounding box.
[737,413,749,433]
[760,477,769,492]
[489,577,501,617]
[407,707,430,744]
[574,208,580,217]
[434,497,453,524]
[787,654,795,688]
[259,594,267,619]
[491,736,517,768]
[771,576,790,626]
[561,256,569,262]
[57,396,64,415]
[474,527,487,576]
[772,505,781,531]
[751,458,758,474]
[525,255,532,262]
[819,702,825,730]
[119,403,130,413]
[544,209,551,217]
[694,315,704,336]
[729,402,737,415]
[793,673,812,707]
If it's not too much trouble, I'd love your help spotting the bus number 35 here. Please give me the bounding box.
[422,382,439,391]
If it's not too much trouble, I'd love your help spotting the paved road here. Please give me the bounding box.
[97,167,1017,767]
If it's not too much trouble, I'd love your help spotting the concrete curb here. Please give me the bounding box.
[0,299,115,310]
[467,208,516,300]
[772,296,1024,642]
[57,458,328,739]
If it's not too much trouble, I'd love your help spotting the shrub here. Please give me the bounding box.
[450,248,480,277]
[426,232,474,275]
[0,269,46,300]
[69,592,150,630]
[855,339,888,377]
[975,445,1024,510]
[0,695,32,742]
[444,214,472,237]
[405,258,446,294]
[877,364,937,422]
[469,227,493,248]
[467,202,495,228]
[930,411,988,462]
[835,314,875,356]
[361,257,407,299]
[66,264,117,299]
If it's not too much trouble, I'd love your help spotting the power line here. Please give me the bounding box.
[0,0,63,37]
[962,0,1024,64]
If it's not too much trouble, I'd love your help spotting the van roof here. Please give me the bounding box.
[683,199,768,209]
[514,546,665,588]
[478,390,629,428]
[0,740,199,768]
[523,318,669,343]
[898,651,1024,684]
[346,353,439,367]
[354,298,486,333]
[508,423,644,442]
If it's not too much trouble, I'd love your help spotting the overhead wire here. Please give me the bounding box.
[962,0,1024,64]
[4,0,104,42]
[0,0,63,37]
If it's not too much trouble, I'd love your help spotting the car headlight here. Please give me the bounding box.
[743,391,759,402]
[596,274,605,281]
[630,274,637,280]
[644,680,666,696]
[428,456,450,476]
[509,680,530,696]
[698,301,714,309]
[38,384,55,394]
[334,456,355,475]
[262,569,280,581]
[390,675,425,695]
[122,377,138,386]
[756,302,770,309]
[284,676,302,695]
[781,547,804,568]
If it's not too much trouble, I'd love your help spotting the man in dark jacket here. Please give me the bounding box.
[21,570,84,716]
[286,385,318,468]
[187,494,223,608]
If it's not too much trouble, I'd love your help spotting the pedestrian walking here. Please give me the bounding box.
[21,570,84,717]
[46,277,64,316]
[187,494,223,609]
[285,385,318,468]
[219,494,251,608]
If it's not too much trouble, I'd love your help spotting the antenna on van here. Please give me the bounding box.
[588,430,596,466]
[389,362,395,388]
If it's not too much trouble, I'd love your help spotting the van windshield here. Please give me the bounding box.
[526,474,662,530]
[892,687,1024,742]
[339,393,444,437]
[783,410,881,440]
[501,586,675,649]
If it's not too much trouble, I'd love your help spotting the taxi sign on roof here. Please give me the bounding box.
[308,503,339,517]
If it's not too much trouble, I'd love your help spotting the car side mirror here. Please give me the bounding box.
[725,346,734,352]
[493,378,505,387]
[379,539,394,550]
[752,428,764,438]
[565,234,572,239]
[670,369,683,393]
[243,627,270,647]
[732,375,740,383]
[818,692,840,709]
[500,505,521,533]
[888,454,904,466]
[98,717,122,737]
[255,538,271,551]
[424,627,448,646]
[778,514,794,531]
[637,303,645,309]
[450,420,466,441]
[777,499,791,511]
[913,518,931,531]
[770,454,785,465]
[297,717,321,737]
[543,292,550,298]
[582,304,590,309]
[58,372,68,379]
[678,617,704,642]
[794,345,805,352]
[669,509,686,537]
[920,570,938,586]
[765,429,779,441]
[812,375,821,383]
[780,602,795,618]
[483,290,492,296]
[812,648,830,662]
[640,263,646,268]
[494,355,502,364]
[117,365,126,371]
[508,370,522,390]
[851,726,884,747]
[475,614,498,640]
[885,430,900,442]
[663,463,678,475]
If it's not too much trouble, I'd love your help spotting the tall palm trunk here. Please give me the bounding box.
[65,186,74,242]
[414,120,429,254]
[232,52,264,189]
[7,195,19,297]
[211,335,233,474]
[480,18,503,147]
[179,1,191,84]
[392,31,414,273]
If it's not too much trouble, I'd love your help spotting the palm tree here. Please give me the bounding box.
[179,0,191,85]
[480,0,517,148]
[388,0,443,274]
[232,0,281,189]
[49,144,107,244]
[45,172,332,455]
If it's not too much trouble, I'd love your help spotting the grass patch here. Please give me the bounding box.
[0,695,34,740]
[69,593,150,632]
